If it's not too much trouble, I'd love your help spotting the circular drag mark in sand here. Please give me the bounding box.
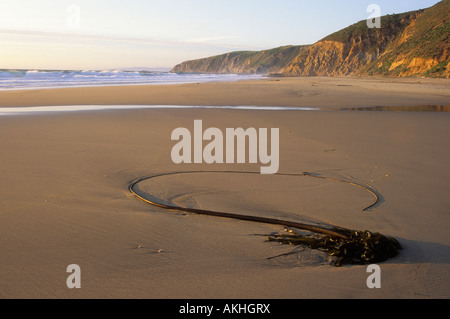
[128,171,402,267]
[130,171,379,225]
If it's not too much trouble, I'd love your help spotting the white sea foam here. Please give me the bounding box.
[0,69,263,90]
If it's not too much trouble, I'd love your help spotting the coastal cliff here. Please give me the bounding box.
[282,11,420,76]
[172,0,449,78]
[171,45,309,74]
[360,0,449,78]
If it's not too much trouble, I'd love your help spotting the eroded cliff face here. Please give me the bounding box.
[284,0,449,78]
[282,12,421,76]
[361,0,449,78]
[281,39,379,76]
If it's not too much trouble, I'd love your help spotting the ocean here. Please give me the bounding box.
[0,69,262,90]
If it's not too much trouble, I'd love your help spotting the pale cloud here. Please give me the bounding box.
[183,36,259,50]
[0,28,176,47]
[0,28,259,50]
[0,28,257,69]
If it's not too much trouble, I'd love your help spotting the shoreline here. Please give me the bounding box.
[0,75,264,93]
[0,76,449,108]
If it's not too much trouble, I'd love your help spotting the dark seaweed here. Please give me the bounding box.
[267,228,402,267]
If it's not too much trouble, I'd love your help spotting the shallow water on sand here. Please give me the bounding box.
[0,104,448,116]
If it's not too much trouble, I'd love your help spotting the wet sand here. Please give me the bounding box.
[0,77,449,298]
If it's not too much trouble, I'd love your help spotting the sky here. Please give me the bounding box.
[0,0,442,70]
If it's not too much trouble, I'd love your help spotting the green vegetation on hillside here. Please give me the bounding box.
[362,0,449,77]
[324,12,414,43]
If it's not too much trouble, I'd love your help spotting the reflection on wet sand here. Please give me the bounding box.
[340,105,450,112]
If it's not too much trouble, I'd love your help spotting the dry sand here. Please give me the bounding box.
[0,76,449,299]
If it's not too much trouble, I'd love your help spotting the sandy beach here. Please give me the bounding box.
[0,76,449,299]
[0,76,449,108]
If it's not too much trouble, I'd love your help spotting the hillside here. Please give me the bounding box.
[282,0,449,78]
[360,0,449,77]
[282,11,420,76]
[171,1,449,78]
[171,45,310,74]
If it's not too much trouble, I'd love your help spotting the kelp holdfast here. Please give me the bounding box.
[267,228,402,267]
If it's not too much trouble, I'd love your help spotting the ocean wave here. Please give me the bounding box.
[0,69,262,89]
